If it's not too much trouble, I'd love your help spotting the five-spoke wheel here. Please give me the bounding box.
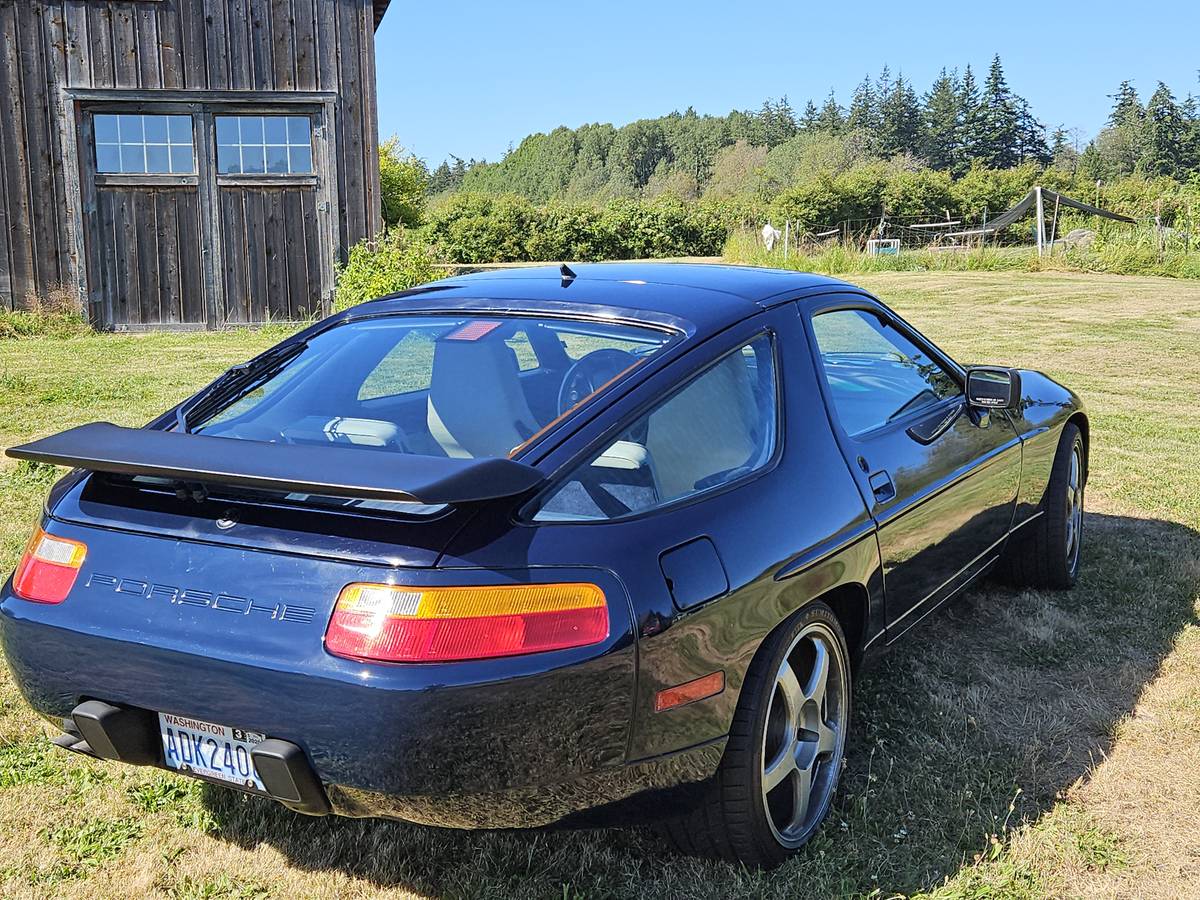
[761,622,847,847]
[662,602,851,867]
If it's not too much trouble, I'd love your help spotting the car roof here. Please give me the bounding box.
[358,263,859,337]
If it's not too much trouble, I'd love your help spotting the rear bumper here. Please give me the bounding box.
[2,589,718,828]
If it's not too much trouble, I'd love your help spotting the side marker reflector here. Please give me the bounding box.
[655,671,725,712]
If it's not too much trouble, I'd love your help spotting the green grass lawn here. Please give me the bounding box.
[1,271,1198,899]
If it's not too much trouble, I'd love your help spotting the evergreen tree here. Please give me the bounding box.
[974,55,1023,168]
[957,64,983,162]
[921,68,962,172]
[875,65,893,111]
[847,76,880,134]
[877,73,923,157]
[758,97,799,147]
[816,90,845,133]
[1181,93,1200,174]
[1049,126,1079,171]
[801,99,820,130]
[1108,80,1144,128]
[1014,95,1051,165]
[1141,82,1185,176]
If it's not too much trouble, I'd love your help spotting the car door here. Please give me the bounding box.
[802,295,1022,639]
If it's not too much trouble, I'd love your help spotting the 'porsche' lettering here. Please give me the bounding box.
[86,572,315,625]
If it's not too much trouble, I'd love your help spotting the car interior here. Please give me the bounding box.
[192,317,781,518]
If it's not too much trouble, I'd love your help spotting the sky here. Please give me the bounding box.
[375,0,1200,167]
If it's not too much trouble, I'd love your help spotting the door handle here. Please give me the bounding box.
[869,470,895,502]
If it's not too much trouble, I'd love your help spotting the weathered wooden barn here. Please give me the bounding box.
[0,0,391,329]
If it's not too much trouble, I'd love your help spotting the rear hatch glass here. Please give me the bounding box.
[191,314,677,462]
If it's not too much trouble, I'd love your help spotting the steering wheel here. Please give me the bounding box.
[557,348,640,415]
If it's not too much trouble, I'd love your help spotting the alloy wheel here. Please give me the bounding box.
[760,621,848,847]
[1065,442,1084,576]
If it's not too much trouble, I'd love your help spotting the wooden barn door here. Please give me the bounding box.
[81,107,209,328]
[78,98,335,329]
[211,106,334,325]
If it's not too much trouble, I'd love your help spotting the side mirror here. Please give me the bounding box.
[966,366,1021,410]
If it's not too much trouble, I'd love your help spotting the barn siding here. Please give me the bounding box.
[0,0,383,318]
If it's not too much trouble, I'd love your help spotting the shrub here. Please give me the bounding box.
[379,137,428,228]
[334,231,441,310]
[424,193,537,263]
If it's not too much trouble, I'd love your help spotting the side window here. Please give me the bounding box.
[811,309,961,436]
[530,336,778,522]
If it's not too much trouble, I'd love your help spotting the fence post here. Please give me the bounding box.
[1035,186,1045,257]
[783,219,790,261]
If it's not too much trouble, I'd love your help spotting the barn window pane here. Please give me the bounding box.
[216,117,239,144]
[143,116,168,143]
[241,146,267,174]
[96,144,121,172]
[240,116,264,143]
[94,112,194,174]
[286,116,309,143]
[146,145,170,172]
[289,145,313,173]
[120,145,146,173]
[119,115,143,143]
[263,117,288,144]
[215,114,313,176]
[168,116,191,143]
[266,145,289,174]
[171,146,193,172]
[94,114,119,143]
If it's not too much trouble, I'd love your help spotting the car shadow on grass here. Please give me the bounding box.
[198,511,1200,899]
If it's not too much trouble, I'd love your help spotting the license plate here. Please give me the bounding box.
[158,713,266,792]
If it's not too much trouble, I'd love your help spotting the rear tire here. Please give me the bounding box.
[999,422,1085,589]
[661,603,851,868]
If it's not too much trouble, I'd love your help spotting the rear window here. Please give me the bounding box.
[194,315,677,461]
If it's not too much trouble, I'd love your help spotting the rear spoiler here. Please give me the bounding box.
[6,422,544,505]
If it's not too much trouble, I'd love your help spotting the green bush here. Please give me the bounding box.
[334,231,441,311]
[423,192,733,263]
[379,137,429,228]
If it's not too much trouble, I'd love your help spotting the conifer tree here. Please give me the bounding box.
[922,68,962,172]
[816,90,845,133]
[877,73,922,157]
[1107,81,1144,128]
[801,99,820,130]
[957,64,983,163]
[1141,82,1185,176]
[847,76,880,134]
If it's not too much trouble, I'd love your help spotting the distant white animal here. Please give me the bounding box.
[761,223,782,251]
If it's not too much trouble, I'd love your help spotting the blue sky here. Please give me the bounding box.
[375,0,1199,166]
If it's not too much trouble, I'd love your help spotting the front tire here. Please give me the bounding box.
[1000,422,1085,589]
[662,603,851,868]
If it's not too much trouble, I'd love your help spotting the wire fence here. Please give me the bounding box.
[757,207,1195,257]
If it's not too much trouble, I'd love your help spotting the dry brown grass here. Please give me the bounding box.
[0,271,1198,898]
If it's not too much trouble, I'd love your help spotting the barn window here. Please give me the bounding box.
[215,115,313,175]
[94,114,194,174]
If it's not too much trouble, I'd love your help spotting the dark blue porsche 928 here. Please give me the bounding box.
[1,264,1087,867]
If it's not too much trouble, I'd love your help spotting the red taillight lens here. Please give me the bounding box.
[324,582,608,663]
[12,528,87,604]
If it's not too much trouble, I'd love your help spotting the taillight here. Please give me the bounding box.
[12,527,87,604]
[324,582,608,663]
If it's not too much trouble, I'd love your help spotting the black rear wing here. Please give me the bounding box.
[6,422,544,505]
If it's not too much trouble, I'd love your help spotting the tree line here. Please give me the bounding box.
[407,57,1200,209]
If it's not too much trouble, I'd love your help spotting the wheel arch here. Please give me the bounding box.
[761,581,871,678]
[1067,411,1089,483]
